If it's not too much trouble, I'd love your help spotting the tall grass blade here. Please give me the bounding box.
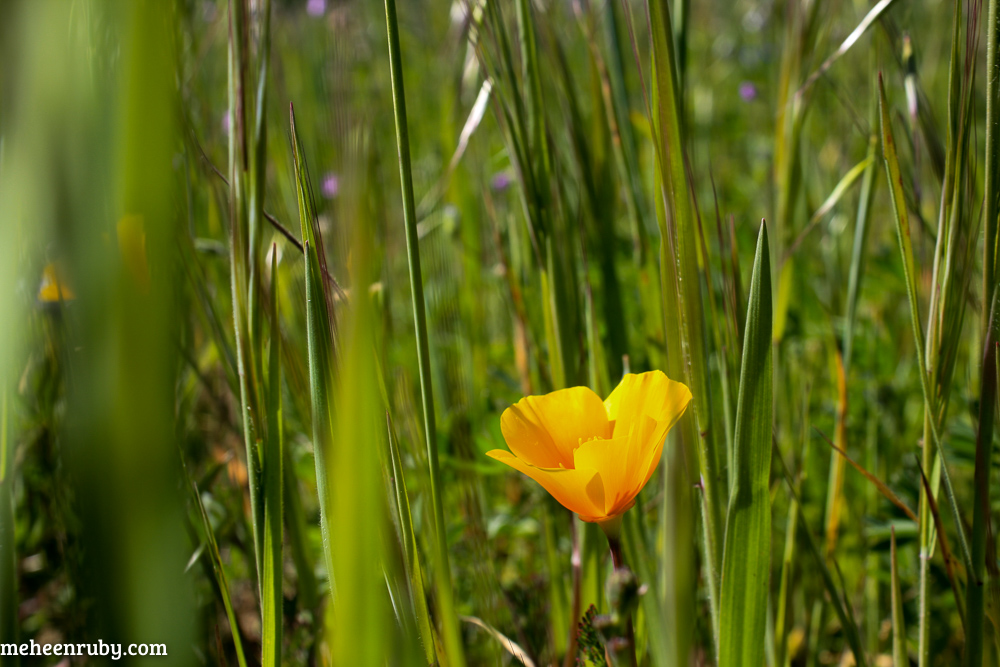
[648,0,725,646]
[290,109,337,598]
[328,185,389,667]
[193,484,249,667]
[877,72,973,577]
[718,223,772,667]
[383,1,465,664]
[261,248,283,667]
[227,0,265,584]
[965,291,1000,666]
[890,527,907,667]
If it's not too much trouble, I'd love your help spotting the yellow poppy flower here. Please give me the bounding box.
[38,263,75,303]
[488,371,692,529]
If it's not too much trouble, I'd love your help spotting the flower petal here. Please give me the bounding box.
[574,414,660,517]
[604,371,692,440]
[500,386,610,468]
[486,450,606,518]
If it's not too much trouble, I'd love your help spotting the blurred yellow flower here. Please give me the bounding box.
[488,371,692,527]
[38,263,75,303]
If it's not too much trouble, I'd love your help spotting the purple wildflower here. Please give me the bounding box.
[738,81,758,102]
[322,173,340,199]
[491,171,513,192]
[306,0,326,17]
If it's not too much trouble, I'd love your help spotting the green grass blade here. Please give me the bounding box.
[798,0,901,97]
[844,96,880,373]
[290,106,337,598]
[386,415,436,665]
[986,0,1000,337]
[328,196,389,667]
[648,0,725,647]
[227,0,265,585]
[890,527,907,667]
[383,1,465,664]
[194,484,249,667]
[965,290,1000,666]
[261,248,283,667]
[878,71,973,569]
[718,222,772,667]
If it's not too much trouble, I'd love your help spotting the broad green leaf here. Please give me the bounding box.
[718,222,772,667]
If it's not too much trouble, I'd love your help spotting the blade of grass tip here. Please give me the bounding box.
[194,483,250,667]
[718,222,773,667]
[878,73,974,576]
[916,459,965,631]
[890,527,907,667]
[290,108,337,600]
[261,246,283,667]
[383,2,465,665]
[965,290,1000,666]
[812,426,917,522]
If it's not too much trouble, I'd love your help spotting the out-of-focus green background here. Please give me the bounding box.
[0,0,996,665]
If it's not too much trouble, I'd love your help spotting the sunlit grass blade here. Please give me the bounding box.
[781,155,873,262]
[261,248,283,667]
[718,222,772,667]
[383,1,465,664]
[328,190,389,667]
[797,0,901,97]
[890,527,907,667]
